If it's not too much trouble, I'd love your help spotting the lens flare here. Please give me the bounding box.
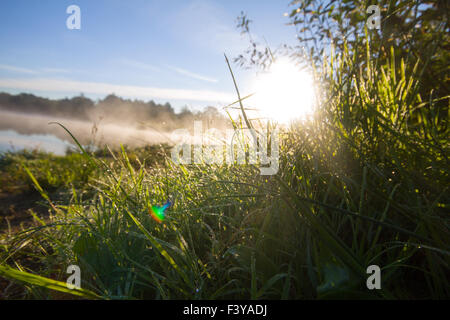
[149,200,171,223]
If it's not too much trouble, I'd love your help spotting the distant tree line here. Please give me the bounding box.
[0,92,229,131]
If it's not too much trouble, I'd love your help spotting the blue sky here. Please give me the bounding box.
[0,0,299,112]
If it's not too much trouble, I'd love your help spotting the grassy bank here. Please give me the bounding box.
[0,42,448,299]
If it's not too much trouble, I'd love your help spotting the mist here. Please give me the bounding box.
[0,92,232,153]
[0,109,177,148]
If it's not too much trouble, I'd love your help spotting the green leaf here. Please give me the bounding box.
[0,264,101,299]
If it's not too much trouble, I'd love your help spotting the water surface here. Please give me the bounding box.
[0,129,72,155]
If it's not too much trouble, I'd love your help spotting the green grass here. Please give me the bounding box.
[0,41,448,299]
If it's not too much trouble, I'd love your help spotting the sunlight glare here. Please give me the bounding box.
[250,58,316,124]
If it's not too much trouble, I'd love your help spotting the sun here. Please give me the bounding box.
[249,58,316,124]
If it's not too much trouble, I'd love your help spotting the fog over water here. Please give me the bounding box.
[0,110,184,154]
[0,129,72,155]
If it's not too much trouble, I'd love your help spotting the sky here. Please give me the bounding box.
[0,0,300,112]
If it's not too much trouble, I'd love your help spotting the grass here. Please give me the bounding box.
[0,39,448,299]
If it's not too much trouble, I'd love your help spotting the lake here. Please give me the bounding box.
[0,110,187,156]
[0,129,72,155]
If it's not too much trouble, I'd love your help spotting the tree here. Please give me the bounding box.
[235,0,448,128]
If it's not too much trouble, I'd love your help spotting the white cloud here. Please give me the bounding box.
[119,59,160,72]
[0,64,74,75]
[0,77,234,103]
[168,65,218,83]
[40,68,71,73]
[120,59,217,83]
[0,64,37,75]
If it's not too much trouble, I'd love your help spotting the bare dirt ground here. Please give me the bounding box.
[0,191,77,299]
[0,191,50,235]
